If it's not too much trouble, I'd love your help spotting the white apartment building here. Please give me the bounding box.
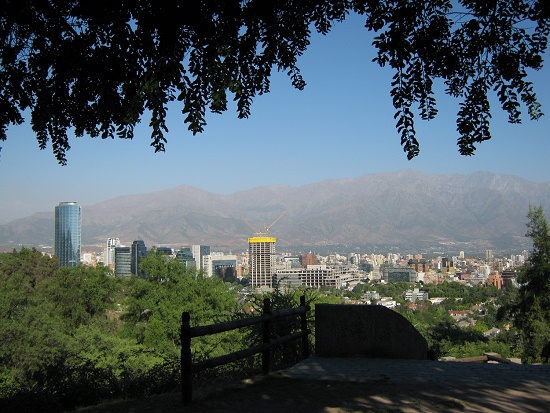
[104,237,121,268]
[275,265,361,289]
[403,288,429,302]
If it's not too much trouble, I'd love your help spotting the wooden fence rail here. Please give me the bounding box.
[180,295,311,403]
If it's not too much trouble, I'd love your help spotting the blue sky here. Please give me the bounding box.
[1,13,549,224]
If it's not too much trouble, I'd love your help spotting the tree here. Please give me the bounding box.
[507,206,550,362]
[0,247,58,286]
[0,247,244,409]
[122,251,241,354]
[1,1,548,163]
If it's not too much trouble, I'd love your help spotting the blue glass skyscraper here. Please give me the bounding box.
[54,202,81,267]
[131,240,147,276]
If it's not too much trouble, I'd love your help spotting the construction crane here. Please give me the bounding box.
[241,211,286,236]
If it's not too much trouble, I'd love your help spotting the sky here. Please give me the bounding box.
[1,13,549,224]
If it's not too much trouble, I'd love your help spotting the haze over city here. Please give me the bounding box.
[1,13,549,225]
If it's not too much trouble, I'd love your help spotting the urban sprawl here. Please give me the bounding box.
[55,202,525,305]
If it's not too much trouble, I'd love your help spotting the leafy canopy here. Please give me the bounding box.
[502,206,550,362]
[1,1,548,163]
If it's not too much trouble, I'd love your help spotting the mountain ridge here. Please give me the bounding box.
[1,170,549,255]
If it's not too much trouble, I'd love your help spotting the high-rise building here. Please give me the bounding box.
[192,245,211,270]
[54,202,81,267]
[176,247,197,269]
[104,237,121,268]
[131,240,147,276]
[249,236,276,288]
[115,246,131,277]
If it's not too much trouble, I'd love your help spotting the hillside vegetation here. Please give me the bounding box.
[0,244,543,412]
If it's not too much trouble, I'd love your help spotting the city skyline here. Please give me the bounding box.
[78,235,527,289]
[1,13,549,225]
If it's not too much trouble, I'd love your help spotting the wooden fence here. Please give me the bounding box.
[180,295,311,403]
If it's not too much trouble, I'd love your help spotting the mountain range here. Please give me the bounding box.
[1,170,549,255]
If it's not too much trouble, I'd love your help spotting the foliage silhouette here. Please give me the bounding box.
[1,1,548,162]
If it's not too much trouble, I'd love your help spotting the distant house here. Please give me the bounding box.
[377,297,397,309]
[484,327,501,337]
[457,319,476,328]
[363,291,380,302]
[403,288,428,302]
[449,310,471,321]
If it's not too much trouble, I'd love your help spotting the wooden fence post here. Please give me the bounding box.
[262,298,271,375]
[180,298,310,402]
[300,295,309,360]
[181,312,192,404]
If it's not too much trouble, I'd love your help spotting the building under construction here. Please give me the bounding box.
[248,236,277,288]
[243,212,285,289]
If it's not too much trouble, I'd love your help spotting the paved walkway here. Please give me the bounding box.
[80,358,550,412]
[285,356,550,384]
[282,357,550,412]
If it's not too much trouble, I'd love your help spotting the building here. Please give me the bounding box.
[131,240,147,276]
[408,258,429,273]
[104,238,121,268]
[211,253,238,282]
[176,247,197,270]
[363,291,380,302]
[275,265,360,289]
[382,266,417,283]
[404,288,429,302]
[378,297,397,309]
[441,257,455,274]
[81,252,93,265]
[192,245,211,270]
[478,265,491,277]
[501,270,517,287]
[54,201,81,267]
[156,247,173,255]
[299,253,317,268]
[114,246,131,277]
[486,272,504,290]
[249,236,276,288]
[281,256,302,270]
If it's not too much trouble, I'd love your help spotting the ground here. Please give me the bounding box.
[77,370,549,413]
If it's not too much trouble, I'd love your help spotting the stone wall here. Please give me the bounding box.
[315,304,428,360]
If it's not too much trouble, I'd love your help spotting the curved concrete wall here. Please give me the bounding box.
[315,304,428,360]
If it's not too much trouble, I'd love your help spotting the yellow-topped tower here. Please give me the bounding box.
[242,212,286,289]
[248,236,277,288]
